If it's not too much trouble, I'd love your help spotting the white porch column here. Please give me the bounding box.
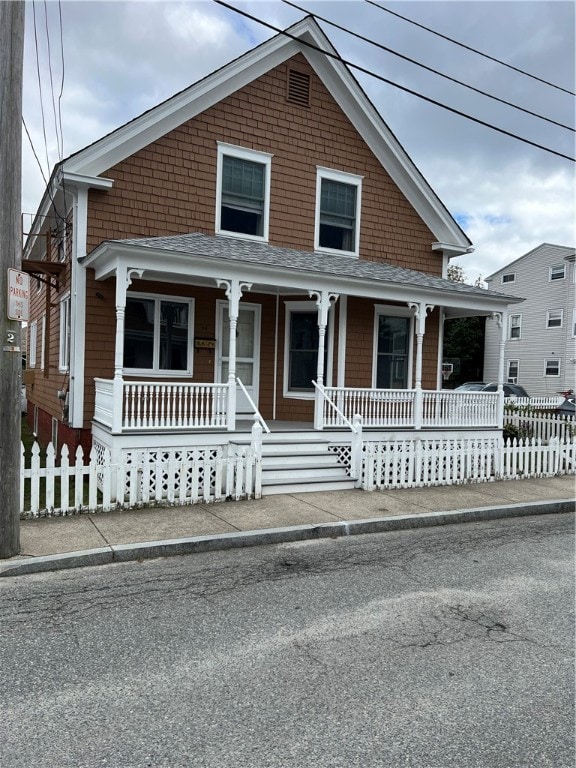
[216,279,252,431]
[492,311,508,429]
[309,290,338,430]
[408,302,434,430]
[112,267,142,433]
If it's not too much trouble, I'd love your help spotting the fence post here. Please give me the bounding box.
[550,436,560,475]
[351,414,363,486]
[251,418,263,499]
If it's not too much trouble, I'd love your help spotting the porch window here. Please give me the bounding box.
[288,312,320,392]
[216,143,272,241]
[374,314,411,389]
[507,359,519,384]
[315,167,362,256]
[123,294,193,374]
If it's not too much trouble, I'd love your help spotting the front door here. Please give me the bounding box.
[217,302,261,414]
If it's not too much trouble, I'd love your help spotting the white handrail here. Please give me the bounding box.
[236,377,271,434]
[313,381,358,433]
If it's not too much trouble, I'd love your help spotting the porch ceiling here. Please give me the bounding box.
[82,232,523,313]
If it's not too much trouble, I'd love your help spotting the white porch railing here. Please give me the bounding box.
[318,387,500,429]
[94,379,229,431]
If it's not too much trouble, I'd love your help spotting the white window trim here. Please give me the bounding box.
[372,305,414,389]
[314,166,363,258]
[508,313,522,340]
[59,292,71,372]
[124,292,195,376]
[283,300,333,400]
[549,264,566,281]
[215,142,273,243]
[546,309,563,329]
[572,307,576,338]
[501,273,516,284]
[506,359,519,384]
[29,320,37,368]
[40,315,46,370]
[544,358,561,377]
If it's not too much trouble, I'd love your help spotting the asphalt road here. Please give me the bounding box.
[1,513,573,768]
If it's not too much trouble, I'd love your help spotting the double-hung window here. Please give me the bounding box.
[508,314,522,340]
[373,307,412,388]
[59,294,71,371]
[545,359,560,377]
[549,264,566,281]
[546,309,563,328]
[284,301,331,397]
[507,359,519,384]
[123,294,194,374]
[315,168,362,256]
[216,144,272,241]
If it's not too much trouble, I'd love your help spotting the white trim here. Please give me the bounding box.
[314,166,362,257]
[40,315,46,370]
[70,186,89,428]
[506,358,519,384]
[372,304,414,388]
[283,300,333,399]
[58,292,71,372]
[549,263,566,281]
[544,358,561,376]
[508,313,522,340]
[124,292,195,376]
[29,320,37,368]
[215,143,273,242]
[546,308,563,328]
[572,307,576,338]
[337,296,347,388]
[215,300,261,414]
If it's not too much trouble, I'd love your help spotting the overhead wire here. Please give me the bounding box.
[212,0,575,162]
[365,0,575,96]
[282,0,574,132]
[43,0,62,163]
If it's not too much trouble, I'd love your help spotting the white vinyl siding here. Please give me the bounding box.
[483,244,575,395]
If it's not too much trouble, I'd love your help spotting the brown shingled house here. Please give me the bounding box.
[23,17,520,494]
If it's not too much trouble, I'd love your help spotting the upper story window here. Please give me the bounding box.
[315,167,362,257]
[216,143,272,241]
[508,314,522,340]
[501,273,516,284]
[549,264,566,281]
[546,309,563,328]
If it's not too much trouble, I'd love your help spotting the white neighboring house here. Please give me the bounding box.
[484,243,576,397]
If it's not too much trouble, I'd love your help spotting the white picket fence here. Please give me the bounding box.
[20,442,261,518]
[504,410,574,442]
[361,436,576,491]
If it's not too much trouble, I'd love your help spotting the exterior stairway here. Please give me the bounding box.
[258,437,356,495]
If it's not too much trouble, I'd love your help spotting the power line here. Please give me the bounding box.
[282,0,574,132]
[31,0,51,178]
[42,0,63,162]
[22,116,48,187]
[212,0,575,162]
[365,0,575,97]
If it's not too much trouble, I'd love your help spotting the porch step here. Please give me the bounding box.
[246,436,355,496]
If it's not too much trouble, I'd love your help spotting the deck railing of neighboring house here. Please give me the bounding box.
[94,379,229,430]
[317,387,500,430]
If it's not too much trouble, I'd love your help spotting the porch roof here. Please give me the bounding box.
[83,232,523,313]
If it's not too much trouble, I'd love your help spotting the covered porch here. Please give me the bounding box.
[82,233,520,443]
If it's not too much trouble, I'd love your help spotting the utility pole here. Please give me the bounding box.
[0,1,25,558]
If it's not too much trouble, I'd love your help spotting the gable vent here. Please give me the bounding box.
[287,69,310,107]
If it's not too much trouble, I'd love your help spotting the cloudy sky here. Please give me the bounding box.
[21,0,575,282]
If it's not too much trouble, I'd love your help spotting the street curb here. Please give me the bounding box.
[1,498,574,577]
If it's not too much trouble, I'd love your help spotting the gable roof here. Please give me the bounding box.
[54,16,470,252]
[485,243,575,280]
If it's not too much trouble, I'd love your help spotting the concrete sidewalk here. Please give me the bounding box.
[2,475,574,577]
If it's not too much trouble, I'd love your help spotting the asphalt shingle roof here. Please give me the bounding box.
[110,232,518,301]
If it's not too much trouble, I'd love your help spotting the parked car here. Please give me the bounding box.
[454,382,487,391]
[481,383,529,397]
[556,396,575,416]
